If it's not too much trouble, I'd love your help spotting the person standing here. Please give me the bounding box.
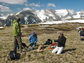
[52,31,66,55]
[13,18,22,53]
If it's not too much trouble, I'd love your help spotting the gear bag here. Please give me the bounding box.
[44,39,52,45]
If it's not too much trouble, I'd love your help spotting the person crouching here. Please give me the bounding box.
[52,31,66,55]
[28,31,38,49]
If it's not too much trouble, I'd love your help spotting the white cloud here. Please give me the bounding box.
[23,8,32,11]
[0,5,12,12]
[25,3,41,7]
[47,3,56,7]
[0,0,27,4]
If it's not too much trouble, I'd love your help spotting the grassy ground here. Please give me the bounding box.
[0,23,84,63]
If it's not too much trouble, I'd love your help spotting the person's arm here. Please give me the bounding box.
[29,35,32,43]
[54,36,59,42]
[34,35,38,43]
[15,23,21,36]
[54,40,58,42]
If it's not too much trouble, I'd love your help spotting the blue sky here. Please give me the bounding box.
[0,0,84,14]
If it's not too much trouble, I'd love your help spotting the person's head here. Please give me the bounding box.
[57,31,63,37]
[32,31,35,35]
[16,17,20,21]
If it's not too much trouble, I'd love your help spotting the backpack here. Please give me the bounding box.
[49,43,58,49]
[22,43,27,48]
[8,51,16,60]
[44,39,52,45]
[16,43,27,49]
[6,51,20,63]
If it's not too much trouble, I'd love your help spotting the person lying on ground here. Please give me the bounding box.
[52,31,66,55]
[37,44,44,52]
[28,31,38,49]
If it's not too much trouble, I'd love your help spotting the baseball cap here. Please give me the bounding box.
[32,31,35,34]
[57,31,63,34]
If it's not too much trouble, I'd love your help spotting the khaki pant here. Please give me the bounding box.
[14,36,22,53]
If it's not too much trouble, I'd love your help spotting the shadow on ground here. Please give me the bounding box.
[62,48,76,54]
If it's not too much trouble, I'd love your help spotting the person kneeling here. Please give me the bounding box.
[52,31,66,55]
[28,31,38,50]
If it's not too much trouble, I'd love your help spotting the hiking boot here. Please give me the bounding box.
[32,47,34,50]
[28,48,32,51]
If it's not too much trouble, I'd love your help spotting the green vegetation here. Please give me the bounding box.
[0,46,3,51]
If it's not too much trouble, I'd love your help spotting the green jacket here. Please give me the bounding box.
[13,20,21,36]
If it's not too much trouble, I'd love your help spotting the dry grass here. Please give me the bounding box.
[0,24,84,63]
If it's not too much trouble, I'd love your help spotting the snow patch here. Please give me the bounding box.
[0,13,14,20]
[0,16,7,19]
[15,11,21,16]
[0,27,3,28]
[39,20,84,24]
[73,12,80,18]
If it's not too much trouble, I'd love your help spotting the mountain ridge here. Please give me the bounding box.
[0,9,83,26]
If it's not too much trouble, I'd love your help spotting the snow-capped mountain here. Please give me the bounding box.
[35,9,81,21]
[0,9,83,26]
[0,13,13,20]
[55,9,77,19]
[80,10,84,18]
[0,14,8,20]
[35,9,60,21]
[5,10,41,26]
[73,12,80,18]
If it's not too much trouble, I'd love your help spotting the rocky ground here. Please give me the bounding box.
[0,23,84,63]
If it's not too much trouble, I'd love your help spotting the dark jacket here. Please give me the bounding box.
[80,31,84,36]
[54,36,66,47]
